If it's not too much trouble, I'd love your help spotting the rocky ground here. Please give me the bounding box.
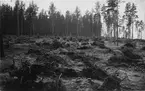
[0,35,145,91]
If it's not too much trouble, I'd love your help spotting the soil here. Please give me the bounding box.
[0,36,145,91]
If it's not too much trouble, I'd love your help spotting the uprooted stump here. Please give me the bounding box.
[81,67,108,80]
[123,42,135,48]
[121,47,142,60]
[8,60,47,85]
[36,54,65,65]
[43,77,67,91]
[97,75,122,91]
[51,40,63,49]
[91,41,106,49]
[108,56,127,66]
[108,53,143,67]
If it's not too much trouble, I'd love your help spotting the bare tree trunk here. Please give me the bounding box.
[110,28,112,38]
[132,23,133,39]
[116,20,118,46]
[17,9,20,36]
[141,31,142,39]
[117,26,118,46]
[66,22,68,36]
[77,21,79,36]
[52,19,55,35]
[116,2,119,46]
[32,23,34,35]
[90,17,93,36]
[0,8,5,58]
[107,26,110,37]
[0,33,4,58]
[21,15,23,35]
[113,24,116,44]
[128,26,131,39]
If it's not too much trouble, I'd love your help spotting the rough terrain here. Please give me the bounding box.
[0,36,145,91]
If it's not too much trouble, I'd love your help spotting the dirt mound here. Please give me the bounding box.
[141,46,145,51]
[81,67,108,80]
[51,39,63,49]
[121,47,142,59]
[77,45,92,50]
[55,68,78,77]
[98,75,122,91]
[123,42,136,48]
[108,47,143,66]
[15,36,30,43]
[27,49,42,55]
[91,41,106,49]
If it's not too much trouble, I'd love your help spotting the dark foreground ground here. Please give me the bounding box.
[0,35,145,91]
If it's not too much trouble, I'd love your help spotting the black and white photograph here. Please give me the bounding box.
[0,0,145,91]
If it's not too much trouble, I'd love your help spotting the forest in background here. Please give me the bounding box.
[0,0,144,39]
[0,1,145,91]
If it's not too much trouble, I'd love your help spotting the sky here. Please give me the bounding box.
[4,0,145,19]
[1,0,145,39]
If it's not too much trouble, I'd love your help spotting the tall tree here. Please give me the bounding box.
[0,4,4,58]
[130,3,138,39]
[0,32,4,58]
[39,9,48,19]
[19,1,25,35]
[48,2,56,35]
[124,2,138,39]
[82,10,91,36]
[14,0,20,36]
[74,6,81,36]
[94,1,102,37]
[101,4,113,37]
[107,0,119,43]
[138,20,144,39]
[25,1,38,36]
[89,11,93,36]
[65,10,71,36]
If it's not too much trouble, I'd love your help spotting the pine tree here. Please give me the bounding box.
[25,1,38,36]
[94,1,102,37]
[74,6,81,36]
[49,2,56,35]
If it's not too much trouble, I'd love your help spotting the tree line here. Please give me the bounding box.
[0,0,144,38]
[0,0,102,37]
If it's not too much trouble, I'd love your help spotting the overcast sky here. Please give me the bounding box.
[4,0,145,20]
[2,0,145,39]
